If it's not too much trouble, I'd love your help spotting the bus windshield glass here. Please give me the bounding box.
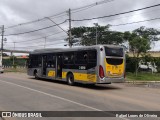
[105,47,123,57]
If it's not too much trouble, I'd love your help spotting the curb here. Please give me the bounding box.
[125,81,160,84]
[125,81,160,88]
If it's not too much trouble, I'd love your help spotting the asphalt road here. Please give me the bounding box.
[0,72,160,120]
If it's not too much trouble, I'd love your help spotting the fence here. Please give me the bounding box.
[3,66,27,73]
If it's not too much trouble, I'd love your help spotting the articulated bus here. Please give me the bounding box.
[27,45,125,85]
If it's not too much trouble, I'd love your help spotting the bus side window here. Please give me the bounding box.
[75,51,87,65]
[30,54,41,68]
[88,50,97,63]
[63,52,74,65]
[38,55,42,67]
[47,54,55,68]
[47,55,51,67]
[83,52,88,60]
[52,56,55,68]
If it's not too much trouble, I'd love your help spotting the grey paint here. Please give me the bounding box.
[28,45,125,84]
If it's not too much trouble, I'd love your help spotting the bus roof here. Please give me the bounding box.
[30,44,123,54]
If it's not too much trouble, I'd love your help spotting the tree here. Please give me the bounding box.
[66,25,124,46]
[124,26,160,76]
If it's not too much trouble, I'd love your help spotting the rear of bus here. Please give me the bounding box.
[97,45,125,83]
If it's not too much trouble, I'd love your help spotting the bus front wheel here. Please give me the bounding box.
[67,73,74,86]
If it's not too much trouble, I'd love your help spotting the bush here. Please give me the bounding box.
[153,57,160,73]
[126,55,137,73]
[126,55,160,73]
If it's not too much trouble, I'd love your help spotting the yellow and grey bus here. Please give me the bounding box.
[27,45,125,85]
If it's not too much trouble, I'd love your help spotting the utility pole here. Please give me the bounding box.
[68,8,72,48]
[0,25,4,67]
[44,37,46,48]
[94,23,98,45]
[95,26,97,45]
[13,42,16,66]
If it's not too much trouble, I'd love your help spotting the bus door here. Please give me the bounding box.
[42,55,47,76]
[56,54,62,78]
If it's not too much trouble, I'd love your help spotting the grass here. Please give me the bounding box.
[126,72,160,81]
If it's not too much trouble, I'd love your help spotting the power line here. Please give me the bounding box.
[111,17,160,27]
[4,20,67,36]
[101,7,160,23]
[7,17,160,45]
[17,39,65,46]
[5,11,67,29]
[7,37,65,44]
[6,31,64,43]
[71,0,114,13]
[44,11,67,19]
[11,37,65,44]
[72,3,160,21]
[6,41,67,49]
[5,41,65,48]
[5,0,113,30]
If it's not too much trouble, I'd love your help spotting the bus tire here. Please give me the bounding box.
[34,70,39,79]
[67,73,74,86]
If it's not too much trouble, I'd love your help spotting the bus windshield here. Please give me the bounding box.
[105,47,123,57]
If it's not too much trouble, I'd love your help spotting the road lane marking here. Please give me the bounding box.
[0,79,130,120]
[2,76,157,108]
[0,79,102,111]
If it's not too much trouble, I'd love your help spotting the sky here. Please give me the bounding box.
[1,0,160,56]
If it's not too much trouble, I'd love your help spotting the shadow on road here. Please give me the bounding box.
[29,77,122,90]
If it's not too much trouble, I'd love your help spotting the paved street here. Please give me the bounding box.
[0,72,160,120]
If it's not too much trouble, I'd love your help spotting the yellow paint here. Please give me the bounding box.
[48,71,55,77]
[62,72,67,79]
[74,73,96,82]
[62,71,96,83]
[105,58,124,77]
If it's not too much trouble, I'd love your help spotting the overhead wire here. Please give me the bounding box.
[3,0,114,46]
[6,17,160,45]
[6,41,67,49]
[6,31,65,43]
[72,3,160,21]
[5,11,67,29]
[71,0,114,13]
[6,37,65,44]
[100,7,160,23]
[5,0,114,30]
[111,17,160,27]
[4,20,68,36]
[3,0,117,51]
[4,1,160,51]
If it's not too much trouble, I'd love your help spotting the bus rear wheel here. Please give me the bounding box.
[67,73,74,86]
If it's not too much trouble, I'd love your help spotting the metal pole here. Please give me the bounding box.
[44,37,46,48]
[13,42,15,66]
[96,26,97,45]
[0,25,4,67]
[94,23,98,45]
[69,8,72,48]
